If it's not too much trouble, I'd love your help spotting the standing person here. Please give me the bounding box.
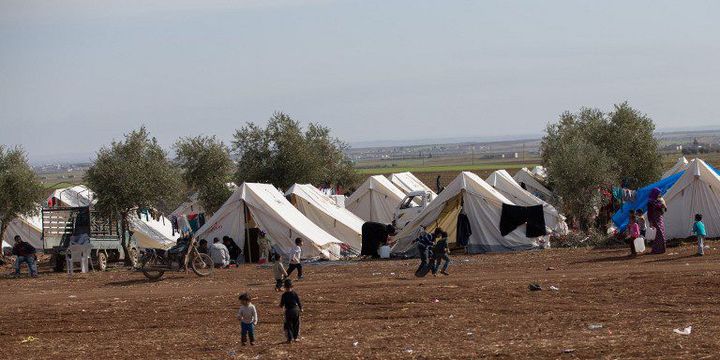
[11,235,37,277]
[279,279,303,343]
[273,254,288,292]
[693,214,707,256]
[257,231,272,264]
[237,293,258,346]
[635,209,647,237]
[412,227,435,274]
[286,238,303,280]
[626,213,640,256]
[432,230,451,276]
[647,188,668,254]
[209,238,230,268]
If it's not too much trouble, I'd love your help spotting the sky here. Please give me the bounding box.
[1,0,719,163]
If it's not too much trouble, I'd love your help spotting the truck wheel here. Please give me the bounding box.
[96,252,108,272]
[53,254,65,272]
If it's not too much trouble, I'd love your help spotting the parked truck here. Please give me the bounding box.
[393,190,434,231]
[42,206,138,272]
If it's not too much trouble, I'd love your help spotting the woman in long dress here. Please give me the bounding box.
[647,188,667,254]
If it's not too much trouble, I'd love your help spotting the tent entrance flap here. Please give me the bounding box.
[431,192,462,247]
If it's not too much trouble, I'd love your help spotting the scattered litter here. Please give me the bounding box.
[228,350,236,357]
[563,349,575,354]
[668,252,678,256]
[686,263,690,266]
[588,324,603,330]
[674,326,692,335]
[449,315,454,319]
[466,332,473,336]
[372,272,381,276]
[433,299,440,303]
[404,349,414,354]
[549,286,560,291]
[68,295,77,298]
[20,336,38,343]
[390,272,396,275]
[528,283,542,291]
[546,267,556,271]
[353,341,359,347]
[462,259,470,262]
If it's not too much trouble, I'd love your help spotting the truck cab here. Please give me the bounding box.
[393,190,433,230]
[42,206,138,271]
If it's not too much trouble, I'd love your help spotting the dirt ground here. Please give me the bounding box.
[2,242,720,359]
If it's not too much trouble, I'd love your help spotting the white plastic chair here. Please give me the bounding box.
[66,244,92,275]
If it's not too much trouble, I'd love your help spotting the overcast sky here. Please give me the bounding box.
[2,0,719,163]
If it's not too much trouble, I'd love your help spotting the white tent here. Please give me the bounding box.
[661,156,689,179]
[329,195,346,208]
[128,212,177,250]
[663,159,720,240]
[195,183,342,260]
[48,185,96,207]
[346,175,406,224]
[513,168,554,202]
[486,170,568,235]
[389,172,437,200]
[531,166,548,180]
[392,172,542,255]
[1,210,43,250]
[286,184,363,252]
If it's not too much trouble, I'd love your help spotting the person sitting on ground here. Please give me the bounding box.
[223,236,241,266]
[279,279,303,343]
[635,209,647,237]
[693,213,707,256]
[627,212,640,257]
[11,235,38,277]
[209,237,230,268]
[273,253,288,292]
[198,239,209,255]
[237,293,258,346]
[286,238,304,280]
[412,226,435,273]
[432,230,451,276]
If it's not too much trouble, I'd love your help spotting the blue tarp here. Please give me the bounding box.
[611,171,684,231]
[611,162,720,232]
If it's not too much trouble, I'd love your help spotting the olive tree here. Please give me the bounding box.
[0,146,44,243]
[85,127,182,264]
[174,135,233,215]
[541,103,661,229]
[233,112,358,190]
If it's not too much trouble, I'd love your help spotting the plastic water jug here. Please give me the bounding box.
[633,237,646,253]
[379,245,391,259]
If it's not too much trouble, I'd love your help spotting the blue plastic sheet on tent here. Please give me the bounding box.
[611,162,720,232]
[611,171,684,232]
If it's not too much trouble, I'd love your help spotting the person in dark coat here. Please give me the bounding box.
[12,235,38,277]
[279,279,303,343]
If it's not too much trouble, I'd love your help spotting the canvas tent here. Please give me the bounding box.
[514,168,554,202]
[530,166,548,180]
[392,172,542,255]
[286,184,363,252]
[661,157,689,179]
[486,170,568,235]
[48,185,95,207]
[346,175,406,224]
[389,172,437,200]
[195,183,342,260]
[663,159,720,240]
[1,210,43,250]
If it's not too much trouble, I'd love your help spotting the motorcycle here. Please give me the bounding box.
[140,237,213,280]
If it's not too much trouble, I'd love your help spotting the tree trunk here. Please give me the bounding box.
[121,212,132,266]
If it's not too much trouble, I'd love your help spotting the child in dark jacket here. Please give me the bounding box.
[279,279,303,343]
[432,230,451,276]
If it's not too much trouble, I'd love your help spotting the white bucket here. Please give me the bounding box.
[634,237,646,253]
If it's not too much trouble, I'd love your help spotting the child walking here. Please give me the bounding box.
[432,230,451,276]
[286,238,304,280]
[627,212,640,256]
[635,209,647,237]
[273,253,288,291]
[693,214,707,256]
[279,279,303,343]
[237,293,258,346]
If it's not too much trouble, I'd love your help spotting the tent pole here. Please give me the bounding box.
[243,203,251,263]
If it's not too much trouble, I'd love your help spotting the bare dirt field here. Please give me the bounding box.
[2,242,720,359]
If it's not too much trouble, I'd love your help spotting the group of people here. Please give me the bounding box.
[625,187,707,256]
[412,226,451,276]
[197,236,241,268]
